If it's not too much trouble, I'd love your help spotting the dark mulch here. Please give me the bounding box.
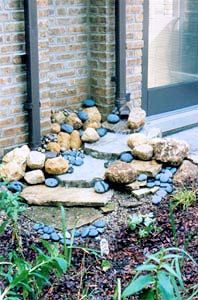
[0,197,198,300]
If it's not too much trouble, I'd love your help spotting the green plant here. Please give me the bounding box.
[171,189,197,210]
[128,212,157,239]
[122,247,197,300]
[0,241,68,300]
[0,190,26,252]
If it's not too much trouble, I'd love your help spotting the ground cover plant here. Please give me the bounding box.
[0,183,197,299]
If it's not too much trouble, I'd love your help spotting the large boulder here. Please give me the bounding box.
[46,142,61,153]
[2,145,30,166]
[105,161,137,184]
[127,133,148,149]
[81,128,100,143]
[51,123,61,134]
[65,112,82,130]
[151,138,189,166]
[173,160,198,187]
[57,132,71,151]
[127,108,146,130]
[45,157,69,175]
[130,160,162,177]
[132,144,153,161]
[70,130,82,150]
[24,170,45,185]
[84,106,102,123]
[51,111,66,124]
[0,161,25,181]
[27,151,46,169]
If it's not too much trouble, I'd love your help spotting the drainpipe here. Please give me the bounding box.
[24,0,41,148]
[115,0,130,117]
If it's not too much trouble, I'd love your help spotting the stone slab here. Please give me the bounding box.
[57,155,106,187]
[84,132,130,159]
[21,185,113,207]
[24,206,103,230]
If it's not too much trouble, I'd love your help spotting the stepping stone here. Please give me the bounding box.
[84,132,131,160]
[57,155,106,188]
[21,185,113,207]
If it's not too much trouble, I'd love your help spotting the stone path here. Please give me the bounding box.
[21,185,113,206]
[57,155,106,187]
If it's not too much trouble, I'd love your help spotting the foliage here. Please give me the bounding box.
[0,190,26,252]
[171,188,197,210]
[0,241,68,300]
[128,212,157,239]
[122,247,197,300]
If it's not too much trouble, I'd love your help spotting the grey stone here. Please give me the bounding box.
[147,182,155,188]
[81,227,90,238]
[152,195,162,205]
[137,174,148,182]
[156,189,167,198]
[94,181,109,194]
[89,228,98,237]
[120,152,133,163]
[160,173,170,183]
[51,232,60,241]
[42,234,50,240]
[94,220,106,228]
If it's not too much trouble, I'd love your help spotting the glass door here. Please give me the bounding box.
[146,0,198,115]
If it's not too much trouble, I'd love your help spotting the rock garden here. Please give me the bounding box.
[0,100,197,300]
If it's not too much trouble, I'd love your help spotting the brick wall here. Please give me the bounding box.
[0,0,144,156]
[126,0,144,109]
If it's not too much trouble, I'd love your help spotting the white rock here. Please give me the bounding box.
[0,161,25,181]
[24,170,45,185]
[127,108,146,130]
[127,133,148,149]
[27,151,46,169]
[2,145,30,165]
[132,144,154,160]
[81,128,100,143]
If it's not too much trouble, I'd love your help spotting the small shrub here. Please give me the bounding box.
[0,190,26,251]
[171,189,197,210]
[128,212,157,239]
[0,241,68,300]
[122,247,197,300]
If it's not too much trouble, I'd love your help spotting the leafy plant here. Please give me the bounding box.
[0,241,68,300]
[171,188,197,210]
[128,212,157,239]
[0,190,26,252]
[122,247,197,300]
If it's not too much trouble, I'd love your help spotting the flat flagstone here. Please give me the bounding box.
[21,185,113,206]
[84,132,131,159]
[24,206,103,230]
[57,155,106,187]
[131,187,159,199]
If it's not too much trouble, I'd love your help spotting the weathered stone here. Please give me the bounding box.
[100,202,117,213]
[65,112,82,130]
[3,145,30,165]
[127,133,148,149]
[81,128,100,143]
[132,144,153,160]
[51,123,61,134]
[46,142,61,153]
[70,130,82,150]
[51,111,66,124]
[132,187,159,199]
[84,106,102,123]
[83,120,101,130]
[127,108,146,130]
[0,161,25,181]
[173,160,198,187]
[21,185,113,206]
[45,157,69,175]
[105,161,137,184]
[130,160,162,177]
[57,132,71,151]
[24,170,45,185]
[151,138,189,166]
[126,180,147,191]
[27,151,46,169]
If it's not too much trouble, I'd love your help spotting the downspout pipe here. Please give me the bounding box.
[115,0,130,117]
[24,0,41,149]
